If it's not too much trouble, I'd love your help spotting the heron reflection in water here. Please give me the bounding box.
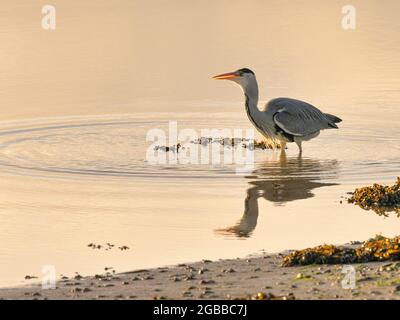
[215,152,339,238]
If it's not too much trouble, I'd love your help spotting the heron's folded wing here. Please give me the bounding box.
[273,109,332,137]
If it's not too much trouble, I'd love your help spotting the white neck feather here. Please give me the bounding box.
[239,77,263,130]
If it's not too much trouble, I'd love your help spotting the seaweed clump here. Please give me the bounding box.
[154,138,281,153]
[355,235,400,262]
[282,245,356,267]
[251,139,279,150]
[282,235,400,267]
[191,137,280,150]
[347,178,400,216]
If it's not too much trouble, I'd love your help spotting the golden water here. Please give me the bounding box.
[0,0,399,286]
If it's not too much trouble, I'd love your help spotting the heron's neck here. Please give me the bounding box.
[242,79,259,109]
[242,80,261,120]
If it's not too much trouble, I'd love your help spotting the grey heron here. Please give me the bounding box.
[213,68,342,153]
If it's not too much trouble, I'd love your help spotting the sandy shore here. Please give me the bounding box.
[2,249,400,300]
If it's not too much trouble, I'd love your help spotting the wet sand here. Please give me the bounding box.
[2,249,400,300]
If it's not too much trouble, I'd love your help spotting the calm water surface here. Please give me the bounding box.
[0,0,399,286]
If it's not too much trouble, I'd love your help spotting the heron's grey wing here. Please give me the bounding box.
[268,98,337,137]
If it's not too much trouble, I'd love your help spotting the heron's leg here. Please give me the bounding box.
[295,139,303,155]
[293,136,303,154]
[279,147,287,163]
[279,141,287,159]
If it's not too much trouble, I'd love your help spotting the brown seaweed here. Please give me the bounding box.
[191,137,280,150]
[347,178,400,216]
[283,235,400,267]
[155,137,281,152]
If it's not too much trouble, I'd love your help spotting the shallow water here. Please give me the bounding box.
[1,0,400,287]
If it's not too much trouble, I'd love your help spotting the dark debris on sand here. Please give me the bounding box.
[347,178,400,216]
[283,235,400,267]
[229,292,295,300]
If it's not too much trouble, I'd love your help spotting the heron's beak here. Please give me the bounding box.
[212,72,239,80]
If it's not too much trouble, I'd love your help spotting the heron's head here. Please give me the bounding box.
[212,68,256,90]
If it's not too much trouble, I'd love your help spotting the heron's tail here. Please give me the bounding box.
[325,113,342,123]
